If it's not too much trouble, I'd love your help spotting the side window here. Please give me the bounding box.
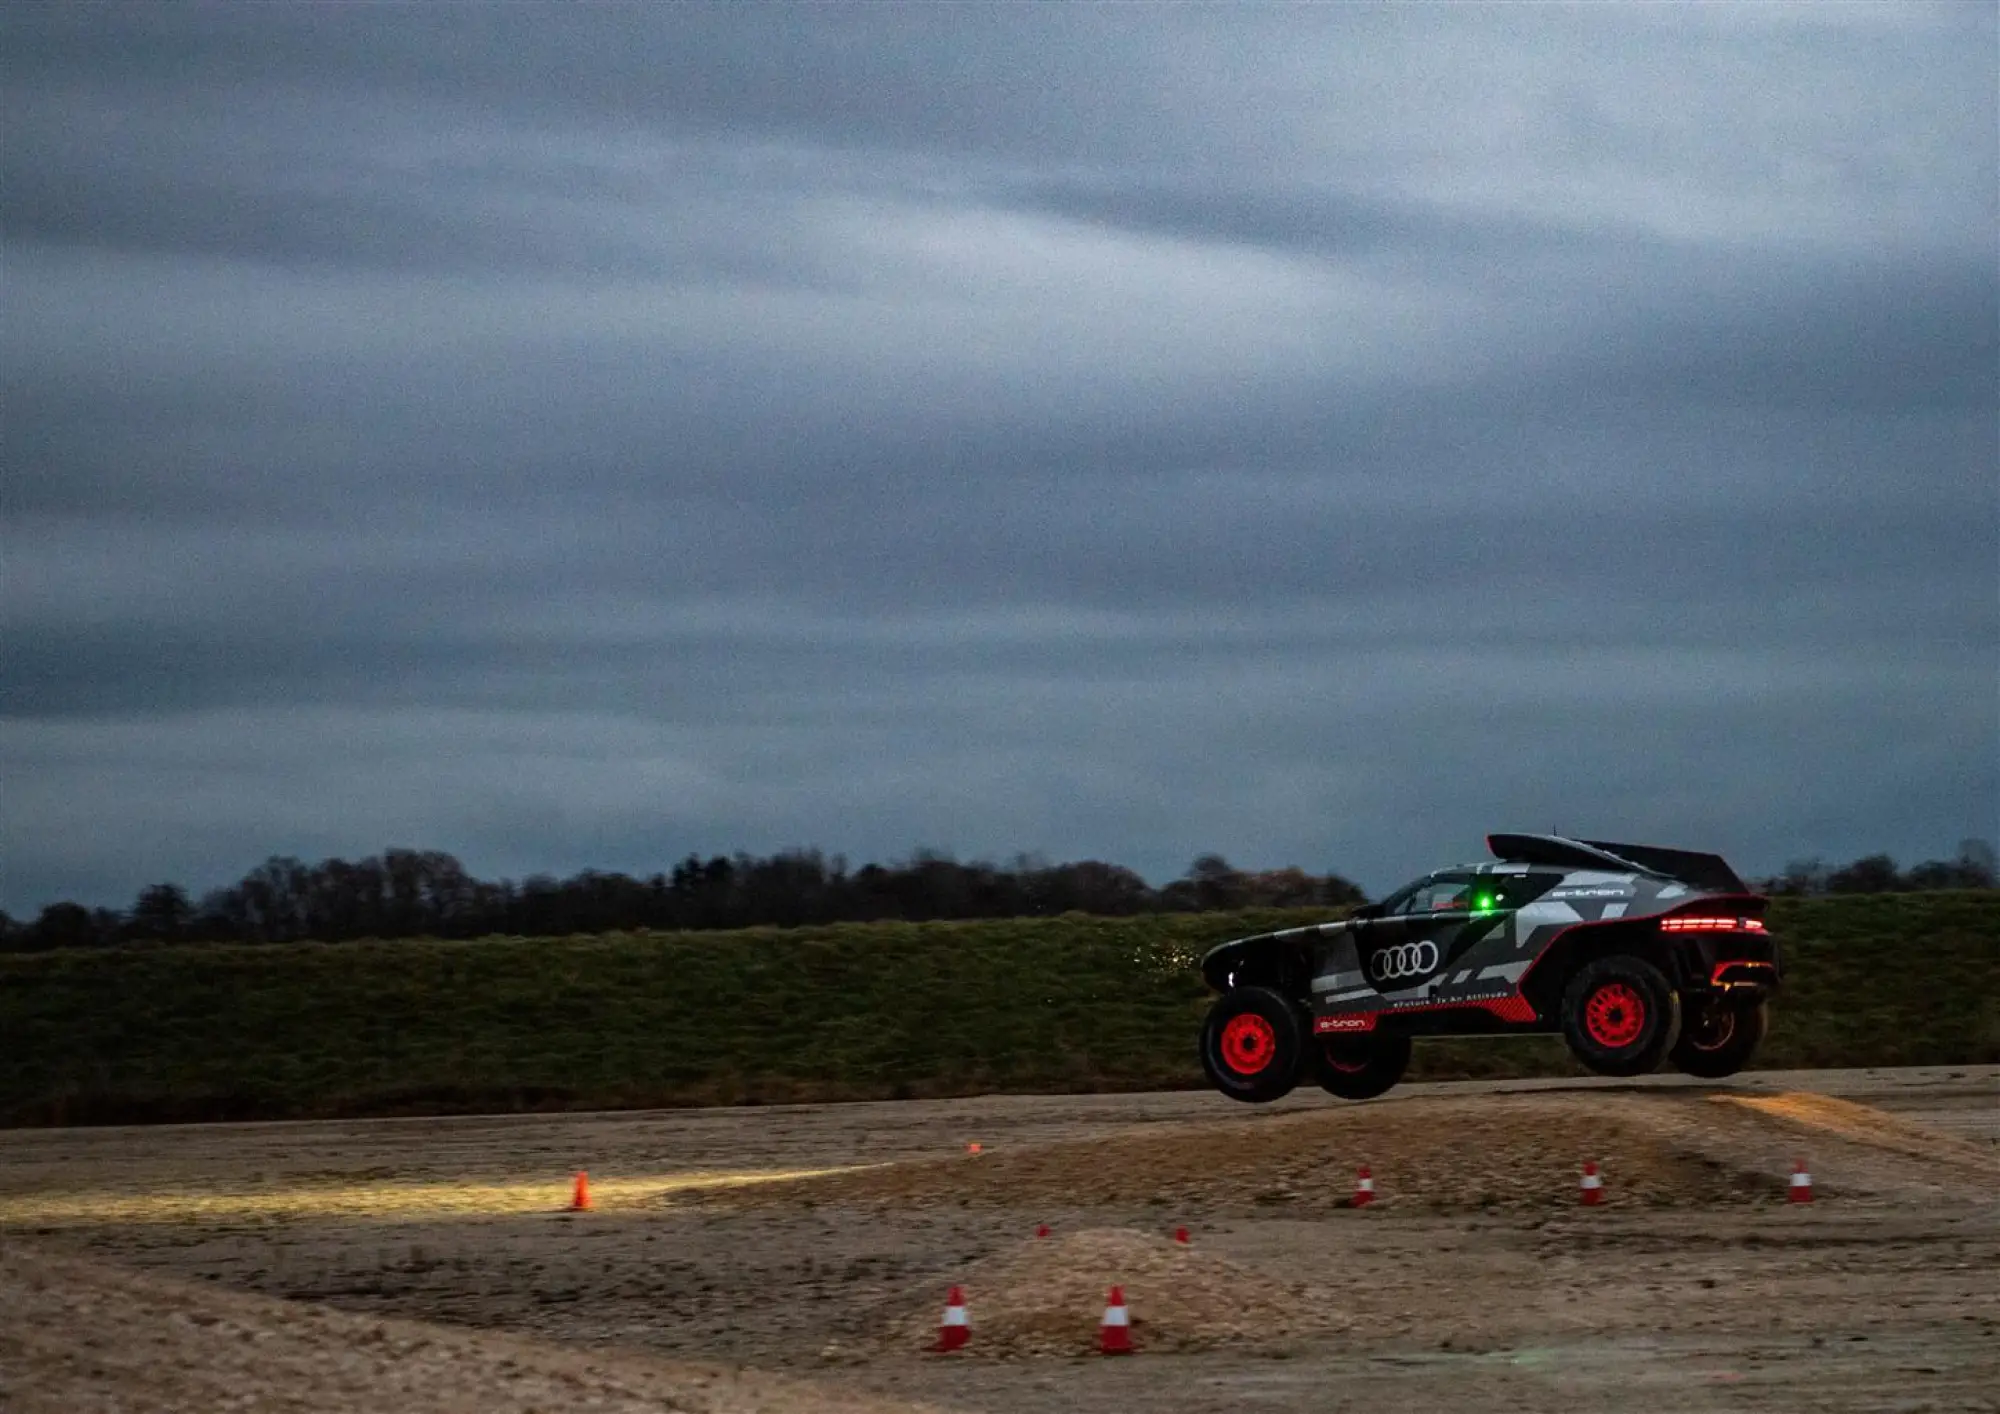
[1458,874,1552,913]
[1496,872,1562,909]
[1396,875,1473,915]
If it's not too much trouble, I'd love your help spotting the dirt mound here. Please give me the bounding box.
[884,1228,1339,1357]
[709,1093,1787,1214]
[1715,1092,2000,1174]
[0,1240,940,1414]
[701,1088,2000,1216]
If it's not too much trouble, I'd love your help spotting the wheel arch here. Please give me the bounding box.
[1200,931,1315,996]
[1521,918,1683,1016]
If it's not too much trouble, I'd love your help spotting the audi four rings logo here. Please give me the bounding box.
[1371,941,1439,981]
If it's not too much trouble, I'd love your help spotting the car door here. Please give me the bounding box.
[1360,872,1475,993]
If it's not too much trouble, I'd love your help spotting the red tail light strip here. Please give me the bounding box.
[1660,916,1766,932]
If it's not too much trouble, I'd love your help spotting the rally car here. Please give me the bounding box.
[1198,834,1780,1103]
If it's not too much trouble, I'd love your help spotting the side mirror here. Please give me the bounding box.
[1350,902,1383,919]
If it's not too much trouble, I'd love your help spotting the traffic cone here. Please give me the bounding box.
[1788,1159,1814,1204]
[1036,1223,1051,1238]
[1579,1161,1604,1206]
[1352,1165,1376,1207]
[966,1142,983,1156]
[1173,1225,1190,1245]
[934,1286,970,1352]
[568,1171,593,1211]
[1098,1286,1133,1355]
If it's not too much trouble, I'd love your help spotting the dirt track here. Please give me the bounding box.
[3,1067,1996,1412]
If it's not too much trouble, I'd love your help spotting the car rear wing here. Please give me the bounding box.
[1486,833,1750,895]
[1580,840,1749,894]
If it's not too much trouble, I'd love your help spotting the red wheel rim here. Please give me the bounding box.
[1584,981,1646,1048]
[1220,1013,1277,1075]
[1323,1041,1370,1074]
[1688,1007,1736,1051]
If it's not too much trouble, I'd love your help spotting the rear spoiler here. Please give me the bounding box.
[1580,839,1748,895]
[1486,833,1749,894]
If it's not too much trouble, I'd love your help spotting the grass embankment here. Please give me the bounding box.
[1,894,1994,1125]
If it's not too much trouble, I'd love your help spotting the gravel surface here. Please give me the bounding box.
[2,1067,1995,1412]
[0,1241,940,1414]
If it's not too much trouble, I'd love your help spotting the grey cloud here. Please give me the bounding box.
[6,644,1991,908]
[2,3,1994,911]
[1,163,654,278]
[8,234,1987,530]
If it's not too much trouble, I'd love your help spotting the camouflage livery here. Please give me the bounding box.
[1200,833,1780,1041]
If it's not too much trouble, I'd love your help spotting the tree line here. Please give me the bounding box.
[0,849,1365,952]
[3,840,1989,955]
[1753,841,1996,898]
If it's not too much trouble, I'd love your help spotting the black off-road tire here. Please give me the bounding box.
[1670,997,1769,1079]
[1315,1032,1413,1101]
[1560,955,1681,1078]
[1200,986,1307,1104]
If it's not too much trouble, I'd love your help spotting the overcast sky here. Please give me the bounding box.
[3,3,1995,912]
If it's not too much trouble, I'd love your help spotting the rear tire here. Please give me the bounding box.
[1315,1033,1412,1101]
[1560,955,1680,1078]
[1200,986,1306,1103]
[1670,997,1768,1079]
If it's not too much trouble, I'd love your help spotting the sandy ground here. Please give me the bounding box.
[2,1066,1996,1412]
[0,1242,943,1414]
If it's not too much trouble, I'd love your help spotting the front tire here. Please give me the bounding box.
[1670,997,1768,1078]
[1560,955,1680,1078]
[1315,1033,1412,1101]
[1200,986,1306,1103]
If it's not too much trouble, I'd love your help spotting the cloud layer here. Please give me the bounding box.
[3,3,1994,909]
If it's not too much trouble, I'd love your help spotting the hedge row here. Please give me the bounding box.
[1,893,1993,1125]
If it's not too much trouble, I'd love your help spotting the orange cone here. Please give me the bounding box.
[1173,1225,1190,1245]
[1788,1158,1814,1204]
[934,1286,970,1352]
[1352,1165,1376,1208]
[1099,1285,1133,1354]
[1036,1223,1051,1238]
[568,1170,593,1211]
[1579,1161,1604,1206]
[965,1141,983,1156]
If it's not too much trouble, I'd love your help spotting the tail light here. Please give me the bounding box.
[1660,916,1765,933]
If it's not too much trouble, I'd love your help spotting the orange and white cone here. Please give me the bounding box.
[1579,1161,1604,1206]
[568,1171,593,1211]
[1788,1159,1814,1204]
[1353,1165,1376,1207]
[1099,1285,1133,1355]
[934,1286,970,1352]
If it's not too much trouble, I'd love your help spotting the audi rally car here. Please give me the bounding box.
[1198,834,1780,1102]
